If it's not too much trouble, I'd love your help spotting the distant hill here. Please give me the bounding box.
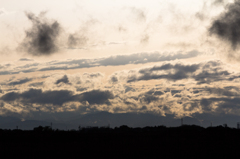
[0,112,239,130]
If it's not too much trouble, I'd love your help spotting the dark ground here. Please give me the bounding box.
[0,125,239,158]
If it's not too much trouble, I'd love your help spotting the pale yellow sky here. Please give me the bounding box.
[0,0,227,62]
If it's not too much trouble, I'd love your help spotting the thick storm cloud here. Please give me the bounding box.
[19,12,61,56]
[209,0,240,50]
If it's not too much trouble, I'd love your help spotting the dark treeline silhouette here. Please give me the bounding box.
[1,124,240,158]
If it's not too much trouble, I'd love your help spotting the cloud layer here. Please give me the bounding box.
[0,58,240,122]
[0,50,200,75]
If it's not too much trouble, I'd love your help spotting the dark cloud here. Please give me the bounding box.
[209,0,240,50]
[55,75,70,85]
[19,58,34,61]
[18,11,61,56]
[183,102,199,111]
[202,60,222,69]
[200,98,213,112]
[171,90,181,96]
[148,63,199,73]
[145,89,164,96]
[224,86,240,91]
[67,33,88,48]
[83,73,102,78]
[193,70,230,84]
[0,71,18,75]
[8,78,33,86]
[154,91,164,96]
[1,89,114,106]
[123,60,240,84]
[205,87,239,96]
[199,97,240,113]
[28,82,44,87]
[110,76,118,84]
[137,89,164,104]
[125,86,136,93]
[78,90,114,105]
[1,89,74,105]
[212,0,226,6]
[127,63,200,83]
[192,90,201,94]
[76,87,88,92]
[139,94,159,104]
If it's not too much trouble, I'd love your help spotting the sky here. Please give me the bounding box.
[1,0,240,129]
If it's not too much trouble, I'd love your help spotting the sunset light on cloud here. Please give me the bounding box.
[1,0,240,129]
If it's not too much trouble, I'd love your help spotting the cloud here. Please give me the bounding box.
[28,82,44,87]
[18,11,62,56]
[98,50,199,66]
[137,89,164,104]
[55,75,70,85]
[127,63,200,83]
[78,90,114,105]
[140,34,149,44]
[139,94,159,104]
[212,0,227,6]
[171,90,181,95]
[193,70,230,84]
[117,25,127,32]
[67,33,88,48]
[1,89,114,106]
[109,76,118,84]
[130,7,146,22]
[1,89,74,106]
[0,51,200,75]
[8,78,33,86]
[209,0,240,50]
[2,71,240,121]
[108,60,239,84]
[205,87,240,96]
[19,58,34,61]
[198,97,240,113]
